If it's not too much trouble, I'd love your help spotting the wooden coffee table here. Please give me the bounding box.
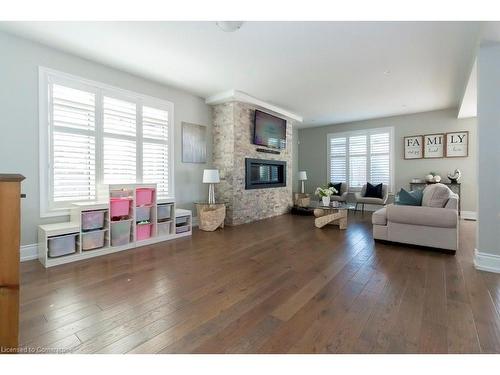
[311,203,352,229]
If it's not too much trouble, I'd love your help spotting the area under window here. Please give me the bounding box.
[39,67,174,216]
[327,127,394,192]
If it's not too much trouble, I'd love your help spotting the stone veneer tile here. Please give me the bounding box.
[212,101,293,225]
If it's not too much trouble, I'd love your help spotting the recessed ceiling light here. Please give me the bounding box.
[216,21,244,32]
[384,70,391,75]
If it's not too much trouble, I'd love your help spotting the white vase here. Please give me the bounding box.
[322,196,331,206]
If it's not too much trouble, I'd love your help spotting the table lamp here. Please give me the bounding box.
[203,169,220,204]
[298,171,307,194]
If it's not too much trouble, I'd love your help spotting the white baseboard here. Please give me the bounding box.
[20,243,38,262]
[474,249,500,274]
[461,211,477,220]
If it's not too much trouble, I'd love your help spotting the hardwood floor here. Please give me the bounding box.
[19,212,500,353]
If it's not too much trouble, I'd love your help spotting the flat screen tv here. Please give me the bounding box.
[253,110,286,150]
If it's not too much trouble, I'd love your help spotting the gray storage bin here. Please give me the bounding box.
[176,225,190,234]
[157,204,172,221]
[110,220,132,246]
[176,216,189,226]
[48,233,78,258]
[157,221,171,236]
[82,229,106,251]
[136,206,151,222]
[82,210,106,231]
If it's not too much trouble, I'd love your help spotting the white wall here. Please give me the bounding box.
[474,42,500,273]
[298,108,477,213]
[0,31,212,246]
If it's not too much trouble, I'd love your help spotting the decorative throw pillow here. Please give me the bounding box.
[328,182,342,196]
[422,183,452,208]
[395,188,423,206]
[364,182,383,198]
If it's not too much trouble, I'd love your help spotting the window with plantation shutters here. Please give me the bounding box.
[103,96,137,184]
[348,135,367,189]
[50,84,97,205]
[369,132,390,186]
[328,137,347,184]
[327,127,394,192]
[142,106,170,199]
[40,68,174,215]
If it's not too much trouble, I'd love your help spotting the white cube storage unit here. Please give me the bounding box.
[175,209,192,236]
[157,203,175,237]
[38,184,191,268]
[38,222,81,267]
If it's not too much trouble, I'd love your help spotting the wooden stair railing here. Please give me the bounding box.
[0,174,25,353]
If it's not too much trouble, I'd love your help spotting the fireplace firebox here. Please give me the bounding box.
[245,158,286,190]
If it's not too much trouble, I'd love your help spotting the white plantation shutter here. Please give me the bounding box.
[328,128,393,192]
[103,97,136,137]
[42,69,174,213]
[103,137,137,183]
[142,106,170,199]
[103,96,137,183]
[51,84,96,204]
[348,135,367,189]
[369,133,390,186]
[329,137,347,184]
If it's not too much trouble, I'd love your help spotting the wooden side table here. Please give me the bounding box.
[293,193,311,207]
[195,202,226,231]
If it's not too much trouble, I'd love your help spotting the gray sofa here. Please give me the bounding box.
[372,183,459,252]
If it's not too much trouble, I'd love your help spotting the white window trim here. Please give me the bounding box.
[326,126,394,193]
[39,66,175,218]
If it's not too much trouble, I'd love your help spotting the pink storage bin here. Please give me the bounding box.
[136,188,154,206]
[110,197,131,218]
[136,223,152,241]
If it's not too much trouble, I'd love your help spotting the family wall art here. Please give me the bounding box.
[403,131,469,159]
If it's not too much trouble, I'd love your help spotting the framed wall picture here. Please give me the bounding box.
[423,133,444,158]
[182,122,207,163]
[446,131,469,158]
[403,135,423,159]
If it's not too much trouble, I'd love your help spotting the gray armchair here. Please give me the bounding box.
[330,182,348,202]
[355,184,388,212]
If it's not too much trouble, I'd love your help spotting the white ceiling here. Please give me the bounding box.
[0,21,482,128]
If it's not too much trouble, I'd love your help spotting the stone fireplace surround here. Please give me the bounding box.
[211,101,293,225]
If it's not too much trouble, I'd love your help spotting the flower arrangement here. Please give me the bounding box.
[315,185,337,197]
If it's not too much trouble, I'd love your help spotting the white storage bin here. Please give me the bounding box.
[82,210,106,231]
[48,233,78,258]
[82,229,106,251]
[157,204,172,221]
[157,221,171,236]
[136,206,151,222]
[110,220,132,246]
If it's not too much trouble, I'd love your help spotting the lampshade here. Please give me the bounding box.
[298,171,308,181]
[203,169,220,184]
